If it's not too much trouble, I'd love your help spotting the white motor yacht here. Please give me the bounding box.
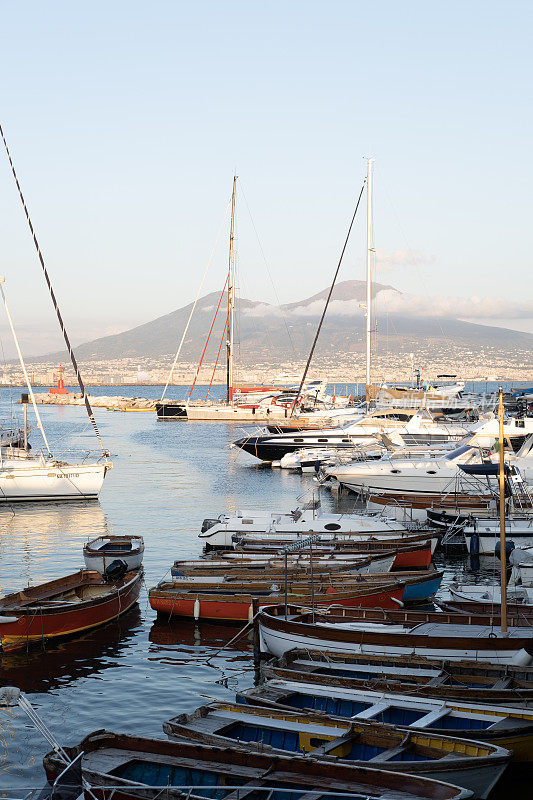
[198,504,409,550]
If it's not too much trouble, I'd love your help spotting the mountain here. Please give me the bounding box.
[38,280,533,366]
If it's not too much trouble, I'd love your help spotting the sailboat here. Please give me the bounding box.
[0,278,110,502]
[0,122,112,501]
[156,177,347,422]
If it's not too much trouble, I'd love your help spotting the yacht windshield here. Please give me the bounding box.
[444,444,474,461]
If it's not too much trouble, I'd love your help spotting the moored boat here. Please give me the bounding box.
[0,567,143,652]
[238,680,533,762]
[83,534,145,573]
[236,538,436,570]
[257,604,533,665]
[261,649,533,705]
[149,581,406,622]
[163,701,510,798]
[168,569,442,605]
[42,729,473,800]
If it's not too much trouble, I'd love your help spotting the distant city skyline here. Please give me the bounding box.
[0,0,531,359]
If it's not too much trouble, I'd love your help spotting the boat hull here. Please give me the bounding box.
[0,569,143,651]
[257,606,533,665]
[0,461,108,502]
[149,584,406,621]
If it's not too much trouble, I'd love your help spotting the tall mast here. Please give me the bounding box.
[498,387,508,634]
[226,175,237,404]
[365,158,374,402]
[0,277,52,458]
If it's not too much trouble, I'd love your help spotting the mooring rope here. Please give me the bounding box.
[0,123,108,457]
[290,179,366,416]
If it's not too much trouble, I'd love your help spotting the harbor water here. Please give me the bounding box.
[0,383,529,793]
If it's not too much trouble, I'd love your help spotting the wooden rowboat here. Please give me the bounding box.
[262,649,533,705]
[42,729,472,800]
[83,534,144,573]
[173,550,396,575]
[0,568,143,652]
[168,570,443,605]
[149,581,406,622]
[163,701,510,798]
[236,539,435,569]
[238,679,533,762]
[257,604,533,665]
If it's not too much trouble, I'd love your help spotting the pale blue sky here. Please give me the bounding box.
[0,0,531,355]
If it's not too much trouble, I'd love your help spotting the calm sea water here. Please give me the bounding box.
[0,383,528,793]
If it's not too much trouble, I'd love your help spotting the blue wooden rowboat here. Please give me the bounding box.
[164,702,509,799]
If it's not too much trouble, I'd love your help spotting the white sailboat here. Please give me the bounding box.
[0,278,110,502]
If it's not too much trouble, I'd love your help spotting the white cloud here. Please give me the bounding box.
[374,289,533,319]
[243,290,533,324]
[375,248,436,271]
[243,303,282,318]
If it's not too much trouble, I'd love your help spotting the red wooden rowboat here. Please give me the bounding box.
[149,581,405,621]
[0,568,143,652]
[235,541,433,570]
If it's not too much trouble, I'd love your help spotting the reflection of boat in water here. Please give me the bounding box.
[0,501,111,591]
[149,617,253,653]
[0,605,141,693]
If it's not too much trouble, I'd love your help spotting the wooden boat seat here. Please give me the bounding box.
[426,675,450,687]
[369,745,409,762]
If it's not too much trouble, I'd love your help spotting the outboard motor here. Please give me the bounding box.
[495,540,515,562]
[103,559,128,583]
[201,518,219,533]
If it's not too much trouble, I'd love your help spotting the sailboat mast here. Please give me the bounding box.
[498,387,508,634]
[365,158,374,402]
[0,277,52,458]
[226,176,237,404]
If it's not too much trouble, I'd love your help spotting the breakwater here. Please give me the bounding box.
[28,391,156,411]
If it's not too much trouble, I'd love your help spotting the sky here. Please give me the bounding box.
[0,0,531,357]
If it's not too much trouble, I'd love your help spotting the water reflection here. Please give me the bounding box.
[0,605,142,694]
[0,501,109,592]
[149,617,253,654]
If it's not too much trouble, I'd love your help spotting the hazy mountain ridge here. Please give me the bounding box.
[37,280,533,365]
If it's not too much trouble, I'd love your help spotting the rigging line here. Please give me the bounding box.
[187,272,229,402]
[160,197,232,401]
[0,124,108,457]
[239,181,296,355]
[0,280,52,457]
[205,305,229,400]
[290,179,366,417]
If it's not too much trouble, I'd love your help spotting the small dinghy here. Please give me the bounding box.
[83,534,144,573]
[0,566,143,652]
[239,679,533,762]
[262,649,533,705]
[42,728,472,800]
[164,701,510,798]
